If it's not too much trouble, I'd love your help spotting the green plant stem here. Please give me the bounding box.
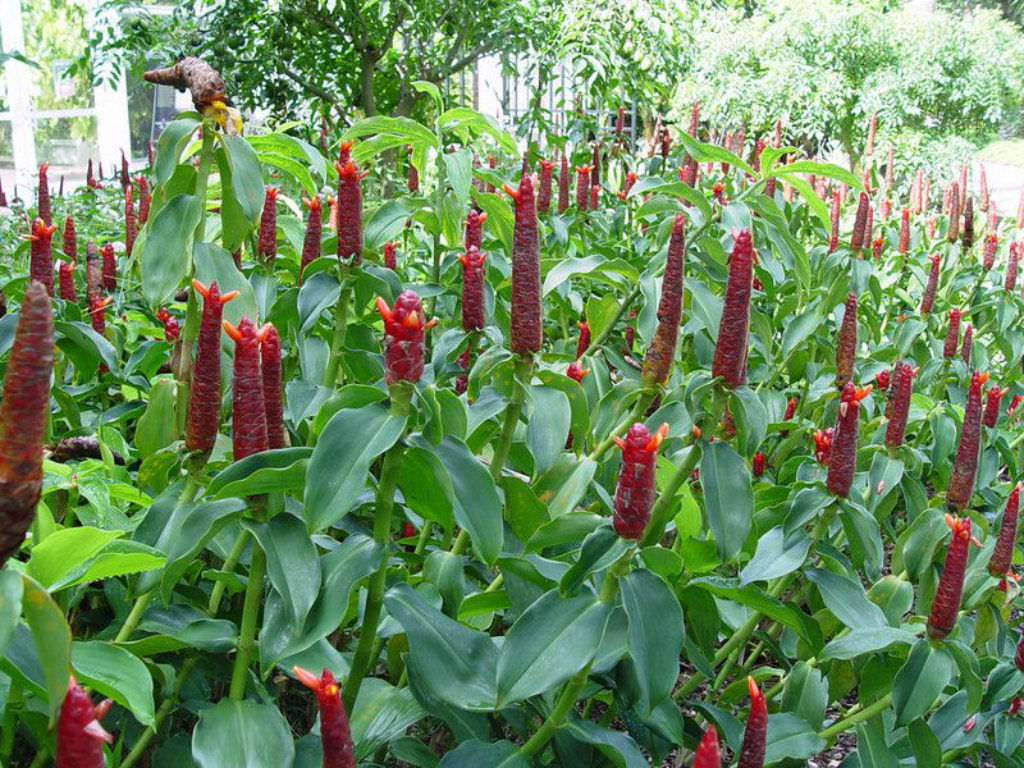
[640,442,702,548]
[488,356,535,481]
[413,523,432,556]
[485,573,504,592]
[518,662,593,758]
[598,549,634,603]
[817,693,892,741]
[115,475,201,643]
[193,124,216,244]
[0,683,19,764]
[207,529,252,615]
[27,749,46,768]
[588,389,655,462]
[120,657,198,768]
[228,542,266,700]
[341,384,411,713]
[323,263,352,387]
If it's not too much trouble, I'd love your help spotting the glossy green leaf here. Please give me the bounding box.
[893,639,952,725]
[437,740,528,768]
[206,448,312,499]
[701,441,753,561]
[141,194,202,308]
[0,571,21,660]
[246,514,320,624]
[739,526,810,584]
[72,640,154,725]
[428,437,502,565]
[620,569,683,713]
[20,574,71,723]
[27,526,123,588]
[192,699,295,768]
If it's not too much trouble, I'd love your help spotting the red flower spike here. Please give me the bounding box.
[835,292,858,388]
[927,515,973,640]
[124,185,137,257]
[826,382,871,497]
[101,243,117,292]
[988,483,1021,577]
[407,145,419,193]
[257,187,279,263]
[377,291,431,384]
[37,163,51,226]
[300,195,322,279]
[983,233,998,270]
[642,213,686,387]
[1009,394,1024,420]
[557,152,570,213]
[186,280,238,454]
[335,159,364,263]
[947,371,989,510]
[0,282,53,565]
[948,183,961,243]
[575,165,591,211]
[464,209,487,252]
[62,215,77,262]
[1008,246,1019,292]
[293,667,355,768]
[737,676,767,768]
[615,105,625,138]
[224,317,268,461]
[383,240,396,271]
[58,260,76,303]
[781,396,798,437]
[503,176,542,356]
[157,308,180,341]
[576,321,591,359]
[566,362,588,382]
[828,190,840,253]
[927,216,937,239]
[590,184,600,211]
[712,229,753,388]
[850,192,870,253]
[28,218,57,296]
[137,176,150,225]
[921,254,940,314]
[56,677,113,768]
[885,361,915,448]
[459,246,486,331]
[962,197,975,252]
[960,324,973,366]
[259,323,286,450]
[875,368,890,391]
[898,207,910,255]
[623,171,637,199]
[1016,635,1024,673]
[592,143,602,187]
[613,423,668,539]
[943,309,961,359]
[537,158,554,213]
[865,204,874,249]
[89,295,111,335]
[694,725,721,768]
[984,385,1008,428]
[752,452,765,478]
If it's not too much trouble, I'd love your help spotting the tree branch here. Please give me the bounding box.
[280,64,338,109]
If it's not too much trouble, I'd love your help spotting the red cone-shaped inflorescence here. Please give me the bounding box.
[576,321,591,359]
[464,209,487,252]
[737,676,767,768]
[835,292,858,388]
[56,677,113,768]
[622,171,637,199]
[156,308,180,342]
[885,362,915,448]
[927,514,973,640]
[566,362,588,382]
[137,176,150,225]
[407,146,419,193]
[29,218,56,296]
[921,254,940,314]
[125,185,137,257]
[898,207,910,255]
[753,451,766,477]
[642,213,686,387]
[983,233,998,270]
[851,192,870,253]
[86,159,96,189]
[300,196,322,279]
[780,396,798,436]
[120,150,129,189]
[224,317,268,461]
[988,483,1020,577]
[37,163,51,225]
[694,725,721,768]
[537,158,554,213]
[961,324,973,365]
[293,667,355,768]
[377,290,432,385]
[590,184,600,210]
[89,296,111,335]
[814,427,835,465]
[62,215,76,262]
[186,280,238,455]
[948,183,961,243]
[615,105,626,138]
[826,382,872,498]
[943,308,961,358]
[865,204,874,250]
[575,165,591,211]
[336,149,365,264]
[962,197,975,252]
[383,241,396,270]
[984,385,1007,428]
[1017,634,1024,673]
[257,187,279,263]
[557,152,570,213]
[86,243,101,303]
[101,243,117,292]
[947,370,990,510]
[0,282,53,565]
[592,143,602,187]
[1007,244,1019,292]
[712,230,753,388]
[875,368,890,391]
[58,261,76,303]
[503,176,542,356]
[828,190,840,253]
[259,323,286,450]
[613,423,668,539]
[460,246,486,332]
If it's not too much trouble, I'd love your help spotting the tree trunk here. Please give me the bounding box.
[359,52,377,116]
